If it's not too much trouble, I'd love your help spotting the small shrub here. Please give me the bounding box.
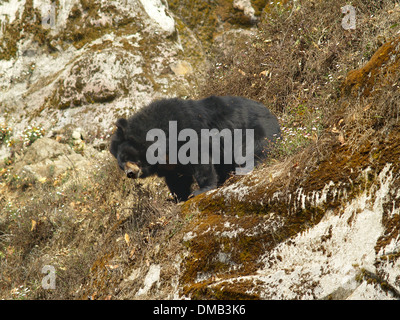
[0,123,12,146]
[22,125,45,147]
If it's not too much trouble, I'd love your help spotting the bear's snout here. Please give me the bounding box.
[124,162,142,179]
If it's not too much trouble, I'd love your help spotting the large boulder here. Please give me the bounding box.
[12,137,104,184]
[0,0,207,138]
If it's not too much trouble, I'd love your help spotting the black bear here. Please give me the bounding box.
[110,96,280,202]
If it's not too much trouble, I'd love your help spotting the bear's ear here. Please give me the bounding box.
[115,118,128,134]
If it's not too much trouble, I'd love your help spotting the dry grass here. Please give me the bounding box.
[0,157,181,299]
[201,0,400,158]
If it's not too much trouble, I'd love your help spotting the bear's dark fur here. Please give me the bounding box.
[110,96,280,201]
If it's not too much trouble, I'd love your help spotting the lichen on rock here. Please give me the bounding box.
[342,35,400,98]
[0,0,207,139]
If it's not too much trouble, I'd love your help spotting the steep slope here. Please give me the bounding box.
[1,0,400,300]
[175,30,400,299]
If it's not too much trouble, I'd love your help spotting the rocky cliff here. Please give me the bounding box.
[0,0,206,142]
[0,0,399,300]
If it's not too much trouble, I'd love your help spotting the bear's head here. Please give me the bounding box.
[110,118,156,179]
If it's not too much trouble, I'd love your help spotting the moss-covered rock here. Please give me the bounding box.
[168,0,269,52]
[174,35,400,299]
[342,35,400,97]
[176,124,400,299]
[0,0,207,139]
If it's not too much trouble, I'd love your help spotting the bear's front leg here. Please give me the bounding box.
[164,172,194,202]
[190,164,218,198]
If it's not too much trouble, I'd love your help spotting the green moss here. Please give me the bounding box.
[251,0,268,16]
[342,36,400,97]
[0,0,50,60]
[180,193,326,298]
[179,125,400,299]
[168,0,267,53]
[185,279,260,300]
[356,268,400,298]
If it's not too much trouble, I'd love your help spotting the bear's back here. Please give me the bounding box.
[126,96,280,142]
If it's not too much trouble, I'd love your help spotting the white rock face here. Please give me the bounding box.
[139,0,175,34]
[136,264,161,296]
[0,0,205,141]
[175,162,400,300]
[0,0,25,24]
[256,195,383,299]
[233,0,256,22]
